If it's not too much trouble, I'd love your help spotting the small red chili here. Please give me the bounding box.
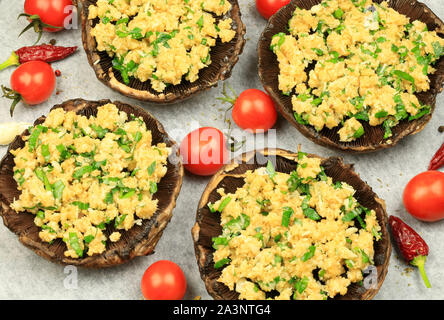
[0,44,77,71]
[389,216,431,288]
[55,69,61,77]
[428,142,444,171]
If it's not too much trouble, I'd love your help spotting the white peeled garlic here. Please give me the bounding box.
[0,122,31,145]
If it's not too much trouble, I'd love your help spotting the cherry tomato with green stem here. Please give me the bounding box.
[141,260,187,300]
[256,0,290,19]
[2,61,56,116]
[218,85,277,133]
[403,170,444,222]
[180,127,229,176]
[232,89,277,133]
[20,0,74,43]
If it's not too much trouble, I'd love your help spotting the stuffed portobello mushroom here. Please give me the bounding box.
[0,99,183,267]
[192,149,391,300]
[258,0,444,152]
[79,0,246,103]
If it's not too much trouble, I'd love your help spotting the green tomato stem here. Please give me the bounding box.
[411,255,431,288]
[0,52,20,71]
[17,13,62,45]
[1,85,22,117]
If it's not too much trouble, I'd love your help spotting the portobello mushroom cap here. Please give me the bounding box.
[0,99,184,268]
[78,0,246,104]
[192,148,391,300]
[258,0,444,153]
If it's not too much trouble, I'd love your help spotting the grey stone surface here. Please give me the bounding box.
[0,0,443,300]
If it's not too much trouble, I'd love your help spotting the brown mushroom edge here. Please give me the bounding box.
[192,148,391,300]
[258,0,444,153]
[78,0,246,104]
[0,99,184,268]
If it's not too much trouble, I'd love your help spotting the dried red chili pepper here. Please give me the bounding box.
[0,44,77,71]
[428,142,444,171]
[389,216,431,288]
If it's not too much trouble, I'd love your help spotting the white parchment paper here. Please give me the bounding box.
[0,0,442,300]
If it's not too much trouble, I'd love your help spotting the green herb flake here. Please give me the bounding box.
[382,119,395,139]
[147,161,156,176]
[333,8,344,19]
[208,203,216,213]
[345,259,354,268]
[409,105,430,121]
[52,180,65,200]
[375,110,388,118]
[90,124,108,139]
[353,126,365,139]
[212,236,229,249]
[294,276,309,295]
[196,15,204,30]
[36,210,45,220]
[149,181,158,194]
[115,214,127,227]
[97,222,106,230]
[34,168,52,191]
[303,207,321,221]
[28,126,43,152]
[104,190,116,204]
[432,41,444,57]
[72,201,89,210]
[69,232,83,257]
[73,165,93,180]
[274,254,283,264]
[84,235,95,244]
[56,144,71,161]
[214,258,230,269]
[266,160,277,180]
[116,17,128,25]
[270,32,286,52]
[14,169,25,186]
[41,144,50,162]
[301,245,316,262]
[311,48,324,56]
[41,224,56,234]
[393,70,415,85]
[281,206,294,227]
[218,196,231,212]
[120,189,136,199]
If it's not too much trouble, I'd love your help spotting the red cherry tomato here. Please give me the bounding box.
[256,0,290,20]
[141,260,187,300]
[11,61,56,105]
[232,89,277,133]
[180,127,229,176]
[403,171,444,222]
[24,0,73,32]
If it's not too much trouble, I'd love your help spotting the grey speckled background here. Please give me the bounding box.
[0,0,443,300]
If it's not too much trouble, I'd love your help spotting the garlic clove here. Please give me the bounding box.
[0,122,31,145]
